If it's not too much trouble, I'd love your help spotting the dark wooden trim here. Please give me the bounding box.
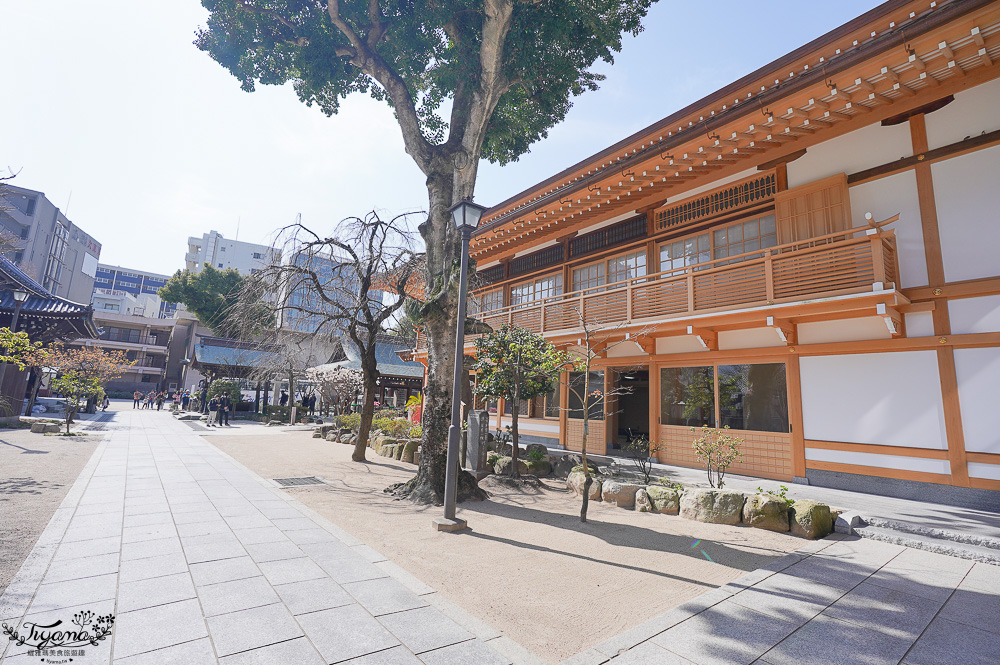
[758,149,808,172]
[848,128,1000,185]
[881,95,955,126]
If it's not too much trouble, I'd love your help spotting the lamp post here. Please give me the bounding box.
[0,289,29,398]
[433,197,487,532]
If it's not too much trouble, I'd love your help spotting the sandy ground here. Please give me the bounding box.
[212,432,804,663]
[0,428,99,597]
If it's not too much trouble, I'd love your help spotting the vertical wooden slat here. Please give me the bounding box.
[786,356,806,479]
[686,271,695,312]
[764,250,775,302]
[870,235,886,285]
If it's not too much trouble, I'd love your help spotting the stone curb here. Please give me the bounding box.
[562,532,848,664]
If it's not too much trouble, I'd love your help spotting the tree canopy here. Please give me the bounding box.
[196,0,655,166]
[159,265,258,337]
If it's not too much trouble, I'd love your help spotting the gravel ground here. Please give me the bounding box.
[212,431,804,663]
[0,428,99,597]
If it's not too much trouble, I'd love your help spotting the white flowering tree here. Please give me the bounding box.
[308,365,364,416]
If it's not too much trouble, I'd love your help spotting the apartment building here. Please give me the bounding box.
[94,264,177,318]
[185,230,280,276]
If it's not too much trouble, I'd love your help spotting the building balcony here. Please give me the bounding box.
[416,223,904,352]
[97,332,169,347]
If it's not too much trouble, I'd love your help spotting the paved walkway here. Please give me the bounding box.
[565,532,1000,665]
[0,408,520,665]
[2,408,998,665]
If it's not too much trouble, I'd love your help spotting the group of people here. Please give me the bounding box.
[206,393,232,427]
[131,389,194,411]
[277,390,317,415]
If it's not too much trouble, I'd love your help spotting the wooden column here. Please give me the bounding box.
[559,370,569,450]
[910,113,969,486]
[648,362,660,462]
[786,356,807,480]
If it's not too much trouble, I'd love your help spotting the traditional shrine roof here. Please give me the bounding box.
[309,333,424,379]
[470,0,1000,263]
[0,255,99,340]
[191,336,285,377]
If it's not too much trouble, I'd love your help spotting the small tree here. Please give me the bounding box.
[622,435,663,485]
[37,345,133,433]
[473,324,568,479]
[307,365,363,415]
[691,426,744,489]
[207,379,243,407]
[159,265,264,337]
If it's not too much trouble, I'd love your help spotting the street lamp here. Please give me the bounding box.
[433,197,487,533]
[0,288,29,398]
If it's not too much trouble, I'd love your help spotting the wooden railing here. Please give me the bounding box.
[415,224,898,349]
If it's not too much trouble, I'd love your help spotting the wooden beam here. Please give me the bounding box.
[766,316,797,345]
[686,326,717,351]
[876,303,903,336]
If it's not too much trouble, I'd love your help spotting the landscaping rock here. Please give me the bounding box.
[524,460,551,477]
[789,500,833,539]
[566,471,602,500]
[635,488,652,512]
[380,444,397,458]
[312,431,323,438]
[494,456,529,476]
[680,489,745,525]
[325,432,339,442]
[401,440,419,464]
[393,444,404,460]
[743,494,790,532]
[645,485,680,515]
[601,481,642,508]
[45,424,62,433]
[30,422,46,433]
[524,443,548,458]
[552,455,598,478]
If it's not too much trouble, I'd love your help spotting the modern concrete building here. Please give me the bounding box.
[280,250,385,334]
[94,264,177,318]
[185,230,280,276]
[0,184,102,303]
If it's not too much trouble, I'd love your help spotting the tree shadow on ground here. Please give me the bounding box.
[462,500,794,573]
[0,439,48,454]
[0,477,64,500]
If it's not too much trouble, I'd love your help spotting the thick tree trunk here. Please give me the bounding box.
[580,415,591,522]
[388,166,486,505]
[509,387,521,479]
[353,362,379,462]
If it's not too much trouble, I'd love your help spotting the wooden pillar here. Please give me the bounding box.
[786,356,806,480]
[559,370,569,450]
[910,113,969,486]
[648,362,660,463]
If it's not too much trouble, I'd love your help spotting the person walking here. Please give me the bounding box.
[207,395,219,427]
[200,386,210,414]
[279,391,288,407]
[102,394,110,411]
[133,390,142,409]
[145,390,155,409]
[181,391,190,411]
[155,392,165,411]
[308,393,316,416]
[220,393,231,427]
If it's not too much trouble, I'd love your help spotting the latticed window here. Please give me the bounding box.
[659,233,710,274]
[510,273,563,308]
[471,288,504,315]
[713,215,777,264]
[606,250,646,286]
[572,262,604,294]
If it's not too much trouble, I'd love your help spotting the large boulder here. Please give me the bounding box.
[524,443,548,459]
[635,488,652,512]
[552,455,599,478]
[601,481,642,508]
[401,440,420,464]
[393,444,405,460]
[524,460,551,477]
[494,456,529,476]
[45,424,62,433]
[743,494,790,532]
[789,500,832,539]
[645,486,681,515]
[30,422,46,434]
[566,471,602,500]
[680,489,746,525]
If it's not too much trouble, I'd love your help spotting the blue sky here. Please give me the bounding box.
[2,1,884,275]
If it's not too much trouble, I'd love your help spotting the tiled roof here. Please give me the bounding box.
[0,255,98,338]
[310,334,423,378]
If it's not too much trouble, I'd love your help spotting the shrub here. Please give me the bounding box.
[691,426,743,489]
[338,413,362,432]
[408,424,422,439]
[525,447,546,463]
[757,484,795,506]
[487,452,501,467]
[207,379,242,405]
[621,435,662,485]
[656,478,685,492]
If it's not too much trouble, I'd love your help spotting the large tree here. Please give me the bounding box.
[196,0,657,503]
[159,265,261,338]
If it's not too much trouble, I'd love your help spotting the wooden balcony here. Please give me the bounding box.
[416,222,900,350]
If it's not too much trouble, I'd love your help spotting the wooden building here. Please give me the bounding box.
[415,0,1000,508]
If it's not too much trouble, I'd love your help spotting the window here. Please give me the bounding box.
[24,198,35,216]
[481,290,503,312]
[567,371,604,420]
[510,273,562,308]
[660,363,788,433]
[141,375,153,383]
[104,303,119,311]
[714,215,777,264]
[606,250,646,286]
[659,233,710,274]
[253,252,263,259]
[504,399,529,416]
[572,263,604,294]
[218,263,224,268]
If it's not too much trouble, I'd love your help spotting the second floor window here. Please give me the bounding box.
[510,273,563,308]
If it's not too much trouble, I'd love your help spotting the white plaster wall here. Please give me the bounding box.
[786,121,913,189]
[953,347,1000,455]
[924,78,1000,150]
[949,295,1000,335]
[804,447,950,475]
[800,351,947,449]
[497,417,560,434]
[656,336,709,355]
[968,463,1000,481]
[849,171,927,288]
[904,311,935,338]
[797,317,892,345]
[933,145,1000,283]
[718,327,786,350]
[607,341,644,358]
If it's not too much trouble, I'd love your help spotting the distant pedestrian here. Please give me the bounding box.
[308,394,316,416]
[200,387,209,414]
[220,394,231,426]
[279,391,288,407]
[145,390,155,409]
[133,390,142,409]
[102,395,110,411]
[155,392,165,410]
[207,396,219,426]
[181,391,190,410]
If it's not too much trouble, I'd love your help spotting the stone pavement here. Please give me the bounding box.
[0,408,525,665]
[565,532,1000,665]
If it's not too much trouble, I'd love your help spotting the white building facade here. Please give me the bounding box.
[185,230,280,276]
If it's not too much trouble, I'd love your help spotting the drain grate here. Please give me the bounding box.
[273,476,325,487]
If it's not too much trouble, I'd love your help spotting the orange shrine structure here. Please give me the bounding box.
[415,0,1000,508]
